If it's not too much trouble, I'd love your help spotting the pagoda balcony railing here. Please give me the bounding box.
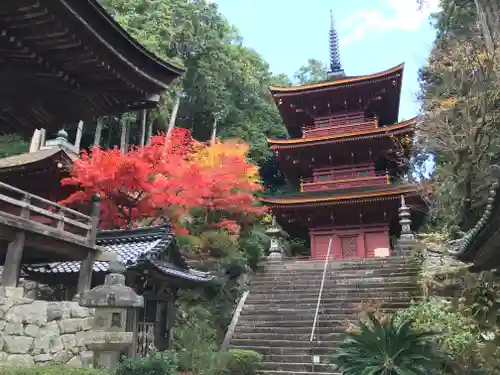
[301,118,378,138]
[301,173,390,192]
[0,181,93,243]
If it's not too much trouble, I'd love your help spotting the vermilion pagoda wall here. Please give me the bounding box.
[309,224,391,260]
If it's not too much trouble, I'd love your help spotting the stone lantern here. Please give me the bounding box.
[79,261,143,369]
[266,216,284,260]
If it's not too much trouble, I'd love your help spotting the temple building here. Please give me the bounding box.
[0,0,214,358]
[261,14,425,260]
[22,224,214,355]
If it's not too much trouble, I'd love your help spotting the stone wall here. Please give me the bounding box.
[0,296,94,367]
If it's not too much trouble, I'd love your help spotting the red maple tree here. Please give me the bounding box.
[60,129,266,234]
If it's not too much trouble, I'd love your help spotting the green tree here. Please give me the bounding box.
[294,58,330,84]
[0,134,29,158]
[417,0,500,230]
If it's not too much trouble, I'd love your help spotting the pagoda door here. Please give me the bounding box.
[340,235,364,258]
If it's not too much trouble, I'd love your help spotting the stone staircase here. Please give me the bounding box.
[227,256,421,375]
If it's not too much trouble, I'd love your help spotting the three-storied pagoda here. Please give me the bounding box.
[261,13,425,260]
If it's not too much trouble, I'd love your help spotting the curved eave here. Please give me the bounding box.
[268,117,419,149]
[269,63,404,96]
[0,149,73,173]
[66,0,185,89]
[260,185,421,208]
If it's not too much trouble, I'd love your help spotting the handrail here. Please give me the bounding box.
[0,181,97,242]
[310,236,333,342]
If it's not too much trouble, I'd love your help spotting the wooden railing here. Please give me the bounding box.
[301,173,390,192]
[0,181,93,242]
[137,322,157,357]
[302,118,378,138]
[314,165,375,181]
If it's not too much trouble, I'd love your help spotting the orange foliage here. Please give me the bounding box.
[60,129,266,234]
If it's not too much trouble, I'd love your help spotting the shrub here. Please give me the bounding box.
[114,351,177,375]
[224,349,262,375]
[396,297,480,358]
[335,312,444,375]
[3,367,107,375]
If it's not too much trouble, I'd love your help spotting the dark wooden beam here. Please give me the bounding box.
[2,232,26,287]
[77,194,101,294]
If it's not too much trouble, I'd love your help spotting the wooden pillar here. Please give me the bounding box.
[155,301,168,350]
[77,194,100,295]
[165,292,177,349]
[139,110,147,147]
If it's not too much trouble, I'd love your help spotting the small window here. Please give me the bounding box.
[318,174,330,181]
[111,312,122,328]
[358,170,370,177]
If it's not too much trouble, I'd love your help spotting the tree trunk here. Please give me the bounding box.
[139,109,147,147]
[120,117,127,154]
[164,96,181,147]
[74,121,84,150]
[146,111,153,145]
[93,118,104,147]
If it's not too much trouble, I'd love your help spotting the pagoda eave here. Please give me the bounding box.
[269,63,405,96]
[268,117,419,150]
[0,0,184,134]
[260,184,421,209]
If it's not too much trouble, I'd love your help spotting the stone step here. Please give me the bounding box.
[235,326,344,335]
[247,290,419,300]
[262,354,336,364]
[234,331,344,342]
[237,310,400,322]
[236,319,345,328]
[265,260,416,272]
[245,295,419,304]
[251,277,416,288]
[254,267,420,279]
[260,362,333,373]
[251,281,418,290]
[243,301,411,312]
[231,338,341,348]
[229,344,333,355]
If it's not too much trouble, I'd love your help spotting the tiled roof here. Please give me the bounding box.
[0,148,73,170]
[150,260,213,283]
[23,224,213,283]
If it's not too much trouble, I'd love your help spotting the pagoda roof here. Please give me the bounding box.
[449,164,500,272]
[269,117,419,150]
[270,64,405,138]
[0,148,75,173]
[260,183,421,208]
[0,0,184,135]
[269,63,405,95]
[23,224,214,286]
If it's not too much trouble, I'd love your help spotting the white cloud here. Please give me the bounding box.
[339,0,440,46]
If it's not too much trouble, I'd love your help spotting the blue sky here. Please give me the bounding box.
[213,0,439,121]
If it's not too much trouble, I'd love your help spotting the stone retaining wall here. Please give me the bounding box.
[0,296,94,367]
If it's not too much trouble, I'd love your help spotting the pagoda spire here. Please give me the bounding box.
[328,10,345,77]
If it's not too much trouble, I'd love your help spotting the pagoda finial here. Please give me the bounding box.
[328,10,345,78]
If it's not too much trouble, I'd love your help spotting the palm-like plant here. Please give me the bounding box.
[334,313,444,375]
